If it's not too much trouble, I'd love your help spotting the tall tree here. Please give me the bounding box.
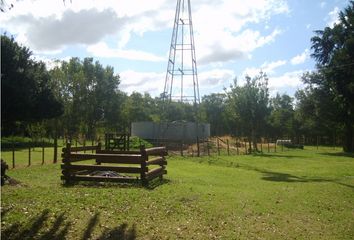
[226,72,270,151]
[201,93,229,136]
[1,35,63,136]
[310,1,354,152]
[295,78,340,143]
[268,93,295,139]
[49,57,121,139]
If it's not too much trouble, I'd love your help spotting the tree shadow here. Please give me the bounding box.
[82,212,136,239]
[145,178,171,190]
[98,223,137,240]
[253,153,302,159]
[239,164,354,189]
[62,178,169,190]
[62,180,142,189]
[1,209,71,240]
[320,152,354,158]
[2,209,138,240]
[82,213,100,240]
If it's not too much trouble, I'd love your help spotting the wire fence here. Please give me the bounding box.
[0,135,341,168]
[0,138,98,168]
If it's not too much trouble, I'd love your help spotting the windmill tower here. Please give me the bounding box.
[130,0,210,154]
[163,0,200,106]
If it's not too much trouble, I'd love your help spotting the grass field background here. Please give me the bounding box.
[1,147,354,239]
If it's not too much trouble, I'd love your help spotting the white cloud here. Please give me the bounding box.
[326,7,340,27]
[13,9,123,51]
[198,69,235,87]
[0,0,171,53]
[87,42,165,62]
[1,0,288,64]
[268,70,305,96]
[119,68,235,97]
[290,49,309,65]
[194,0,288,64]
[119,70,165,95]
[31,55,72,70]
[242,60,287,77]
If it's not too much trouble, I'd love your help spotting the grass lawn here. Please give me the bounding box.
[1,147,354,239]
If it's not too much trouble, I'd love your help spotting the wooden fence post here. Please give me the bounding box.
[317,136,319,150]
[207,141,210,156]
[28,146,31,166]
[227,139,230,156]
[54,136,58,164]
[12,141,15,169]
[275,140,277,152]
[140,145,148,186]
[127,134,130,151]
[180,140,183,156]
[236,138,239,155]
[217,138,220,156]
[42,140,45,165]
[244,138,247,155]
[197,137,200,157]
[62,143,71,184]
[92,139,94,153]
[260,139,263,153]
[83,139,86,153]
[53,120,58,163]
[267,139,270,153]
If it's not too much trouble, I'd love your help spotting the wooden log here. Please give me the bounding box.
[61,175,138,183]
[146,167,167,181]
[64,153,142,164]
[97,149,140,155]
[70,146,99,152]
[61,164,145,173]
[146,157,167,166]
[145,147,168,156]
[140,146,148,185]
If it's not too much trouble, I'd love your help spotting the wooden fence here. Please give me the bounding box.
[61,144,167,185]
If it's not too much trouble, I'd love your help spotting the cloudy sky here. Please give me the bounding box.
[0,0,350,97]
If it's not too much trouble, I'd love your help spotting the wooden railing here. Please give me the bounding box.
[61,143,167,186]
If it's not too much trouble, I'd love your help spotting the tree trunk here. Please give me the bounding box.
[343,120,354,152]
[251,129,258,152]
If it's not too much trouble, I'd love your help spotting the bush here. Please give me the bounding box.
[129,137,153,149]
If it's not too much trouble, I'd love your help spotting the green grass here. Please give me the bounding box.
[1,147,354,239]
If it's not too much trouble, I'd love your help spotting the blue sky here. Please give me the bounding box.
[0,0,350,98]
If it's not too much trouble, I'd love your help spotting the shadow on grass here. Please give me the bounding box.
[62,178,170,190]
[320,152,354,158]
[252,153,302,159]
[98,223,136,240]
[81,213,136,240]
[1,209,70,240]
[239,164,354,189]
[1,209,137,240]
[145,178,171,190]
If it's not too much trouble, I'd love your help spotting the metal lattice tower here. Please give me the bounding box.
[163,0,200,105]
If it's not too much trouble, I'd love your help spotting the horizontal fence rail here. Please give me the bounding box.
[61,143,167,186]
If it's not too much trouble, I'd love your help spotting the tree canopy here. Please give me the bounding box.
[1,35,63,136]
[308,1,354,152]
